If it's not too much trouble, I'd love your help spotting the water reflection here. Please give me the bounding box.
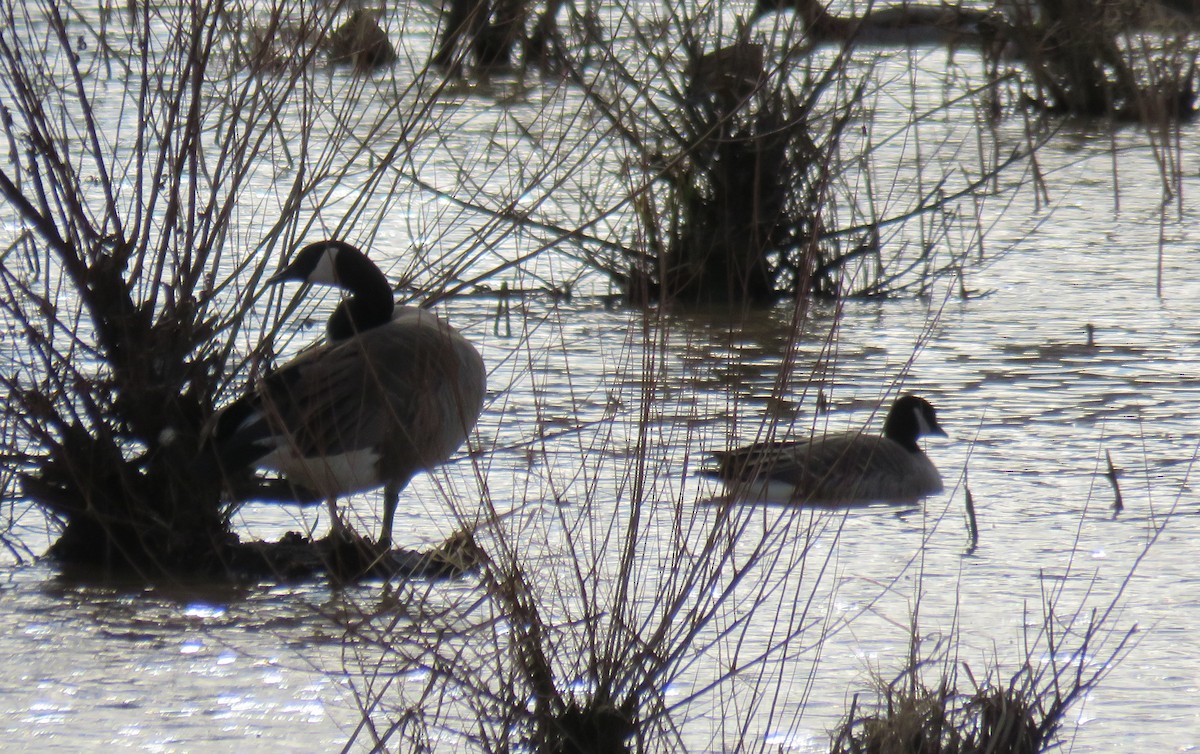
[0,564,401,750]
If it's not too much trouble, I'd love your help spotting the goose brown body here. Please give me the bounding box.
[249,307,485,501]
[708,394,946,505]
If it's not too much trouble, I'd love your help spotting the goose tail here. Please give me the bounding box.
[191,395,275,488]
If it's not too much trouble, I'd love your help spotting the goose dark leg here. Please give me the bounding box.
[325,497,346,538]
[379,481,400,548]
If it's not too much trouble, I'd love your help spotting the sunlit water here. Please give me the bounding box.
[4,5,1200,752]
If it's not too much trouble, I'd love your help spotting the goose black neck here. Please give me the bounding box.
[883,409,921,452]
[333,245,393,300]
[326,245,395,339]
[326,295,393,340]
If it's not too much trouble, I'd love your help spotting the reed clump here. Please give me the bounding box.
[831,608,1133,754]
[552,10,1022,308]
[832,676,1048,754]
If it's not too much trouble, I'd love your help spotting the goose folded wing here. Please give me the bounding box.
[712,440,808,480]
[717,434,913,503]
[775,436,935,503]
[722,437,865,492]
[259,325,463,461]
[257,341,394,459]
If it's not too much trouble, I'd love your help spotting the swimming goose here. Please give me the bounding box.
[706,394,947,505]
[755,0,997,47]
[210,240,487,546]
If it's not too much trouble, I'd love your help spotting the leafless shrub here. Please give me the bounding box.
[994,0,1199,121]
[507,3,1041,307]
[0,0,484,576]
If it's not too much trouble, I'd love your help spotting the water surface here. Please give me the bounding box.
[3,8,1200,752]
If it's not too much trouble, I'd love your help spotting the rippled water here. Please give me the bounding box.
[4,4,1200,751]
[7,242,1200,752]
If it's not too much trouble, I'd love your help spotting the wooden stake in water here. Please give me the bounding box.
[1106,449,1123,517]
[964,470,978,554]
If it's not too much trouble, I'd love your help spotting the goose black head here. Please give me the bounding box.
[883,394,947,452]
[267,240,390,292]
[268,240,395,339]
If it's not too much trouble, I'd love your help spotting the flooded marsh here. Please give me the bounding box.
[3,0,1200,752]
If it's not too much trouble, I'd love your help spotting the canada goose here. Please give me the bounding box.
[1037,322,1097,358]
[754,0,997,47]
[210,240,486,546]
[999,323,1099,361]
[706,394,947,505]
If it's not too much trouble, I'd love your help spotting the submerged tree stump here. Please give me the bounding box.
[226,530,482,583]
[49,524,482,585]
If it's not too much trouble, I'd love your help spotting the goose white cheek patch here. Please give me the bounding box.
[307,245,341,285]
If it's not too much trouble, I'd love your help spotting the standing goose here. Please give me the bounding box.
[706,394,947,505]
[210,240,486,546]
